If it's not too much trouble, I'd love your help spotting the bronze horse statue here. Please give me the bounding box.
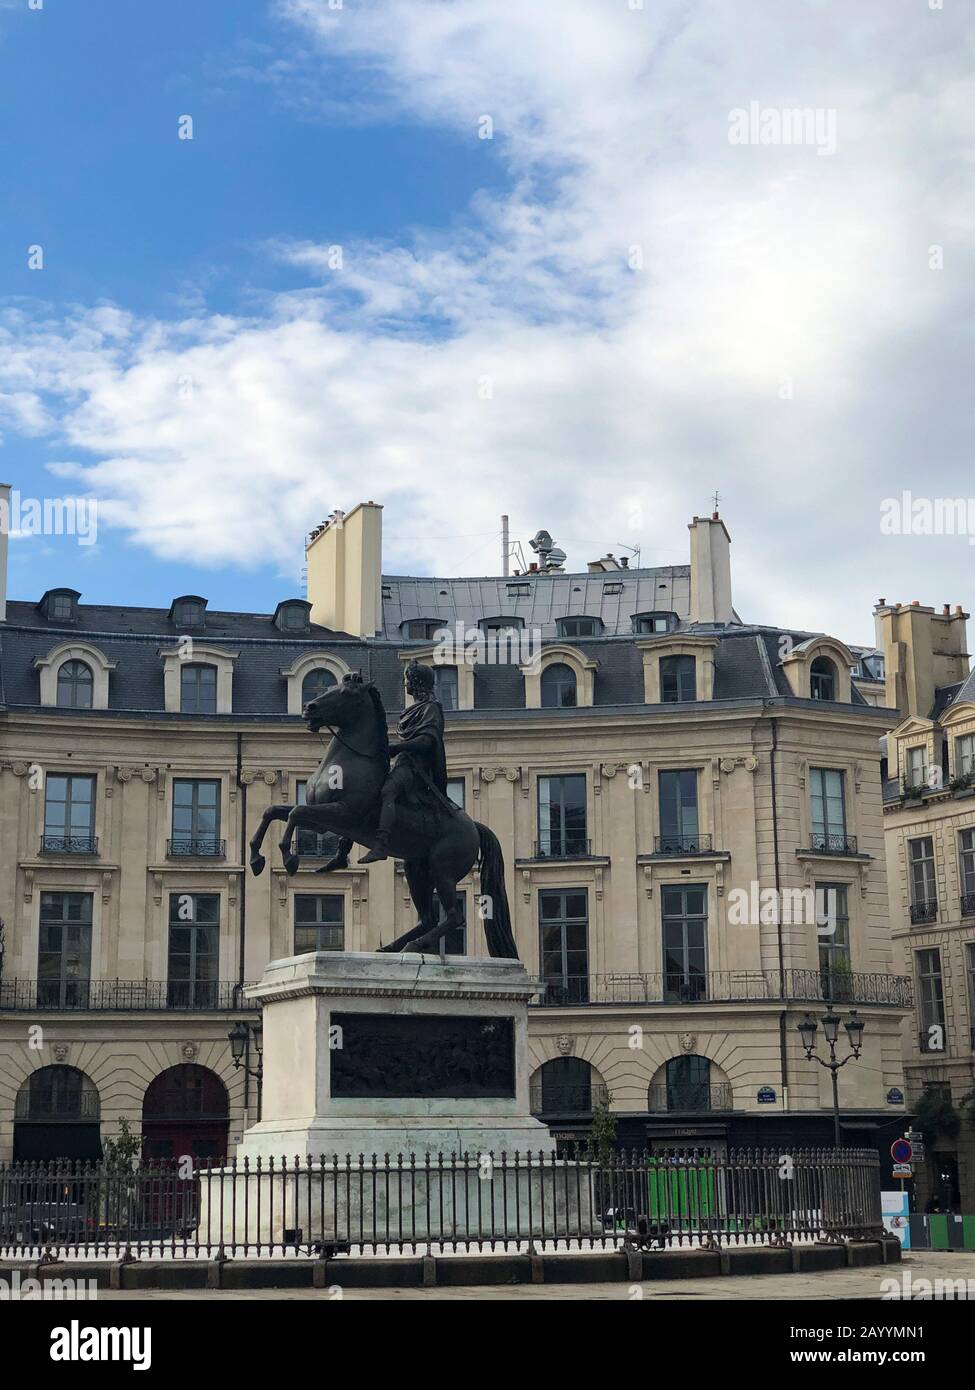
[248,674,519,958]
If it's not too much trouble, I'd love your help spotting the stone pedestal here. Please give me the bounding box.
[236,951,556,1162]
[199,953,601,1249]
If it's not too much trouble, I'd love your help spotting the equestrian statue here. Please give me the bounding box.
[248,661,519,959]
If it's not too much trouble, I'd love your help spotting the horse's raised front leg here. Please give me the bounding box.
[249,804,295,877]
[279,803,347,877]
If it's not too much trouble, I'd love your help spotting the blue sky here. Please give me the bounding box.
[1,1,972,639]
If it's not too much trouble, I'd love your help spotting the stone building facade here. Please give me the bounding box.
[0,502,910,1169]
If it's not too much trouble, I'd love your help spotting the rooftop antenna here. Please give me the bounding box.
[711,490,722,516]
[616,542,641,569]
[501,515,509,577]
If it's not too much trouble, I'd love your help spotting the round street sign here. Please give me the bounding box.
[891,1138,913,1164]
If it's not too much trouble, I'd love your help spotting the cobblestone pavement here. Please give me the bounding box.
[85,1250,972,1300]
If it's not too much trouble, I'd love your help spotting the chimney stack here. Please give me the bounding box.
[688,513,733,624]
[304,500,383,637]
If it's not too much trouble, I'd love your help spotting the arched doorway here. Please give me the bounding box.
[142,1064,229,1165]
[13,1066,102,1161]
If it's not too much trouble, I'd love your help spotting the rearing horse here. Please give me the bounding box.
[248,674,519,959]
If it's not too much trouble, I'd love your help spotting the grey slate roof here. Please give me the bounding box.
[0,599,891,720]
[380,565,693,639]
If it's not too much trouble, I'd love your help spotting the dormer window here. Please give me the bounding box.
[481,616,524,634]
[40,589,80,623]
[274,600,312,633]
[401,619,444,641]
[660,654,696,702]
[557,616,601,639]
[633,612,678,635]
[810,656,837,701]
[506,582,531,598]
[170,596,207,629]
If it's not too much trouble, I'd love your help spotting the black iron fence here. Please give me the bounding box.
[0,1149,882,1259]
[532,969,912,1008]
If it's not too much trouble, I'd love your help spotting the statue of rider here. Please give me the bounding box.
[359,659,449,863]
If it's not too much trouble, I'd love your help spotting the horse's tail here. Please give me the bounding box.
[475,822,520,960]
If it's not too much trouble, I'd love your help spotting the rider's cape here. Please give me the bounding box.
[397,697,448,796]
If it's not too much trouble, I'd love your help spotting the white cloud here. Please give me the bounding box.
[1,0,974,638]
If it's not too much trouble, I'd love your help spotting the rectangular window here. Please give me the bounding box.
[295,779,341,858]
[180,664,217,714]
[171,779,221,855]
[167,893,219,1007]
[957,735,975,778]
[908,836,937,916]
[42,774,96,853]
[809,767,846,851]
[662,884,708,1002]
[960,830,975,911]
[434,665,458,711]
[916,948,945,1049]
[906,745,928,786]
[294,895,344,953]
[657,769,700,852]
[37,892,92,1008]
[539,889,589,1004]
[537,774,587,857]
[816,882,851,1000]
[660,654,696,702]
[967,943,975,1045]
[446,778,465,811]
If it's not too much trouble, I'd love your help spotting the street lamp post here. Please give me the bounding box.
[798,1008,864,1148]
[228,1020,264,1119]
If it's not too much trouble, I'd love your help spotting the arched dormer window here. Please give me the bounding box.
[541,662,577,708]
[40,588,81,623]
[810,656,837,701]
[279,652,353,716]
[35,642,116,710]
[301,667,338,706]
[57,659,94,709]
[522,645,598,709]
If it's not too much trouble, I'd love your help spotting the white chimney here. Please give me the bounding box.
[0,482,10,623]
[688,512,733,624]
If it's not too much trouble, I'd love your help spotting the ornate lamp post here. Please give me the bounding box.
[798,1008,864,1148]
[228,1020,264,1118]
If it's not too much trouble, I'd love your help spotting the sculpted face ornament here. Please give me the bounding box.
[556,1034,575,1055]
[679,1033,697,1053]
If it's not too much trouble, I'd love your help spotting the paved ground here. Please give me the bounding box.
[82,1249,972,1299]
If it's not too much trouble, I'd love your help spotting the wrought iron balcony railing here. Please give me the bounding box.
[808,833,858,855]
[910,899,938,925]
[39,834,98,855]
[653,833,713,856]
[647,1083,734,1114]
[532,969,913,1009]
[167,836,225,858]
[14,1090,101,1122]
[531,837,592,860]
[961,893,975,919]
[0,980,259,1012]
[529,1081,609,1116]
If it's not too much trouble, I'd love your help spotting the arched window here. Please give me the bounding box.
[16,1066,100,1122]
[810,656,837,701]
[142,1064,230,1165]
[650,1055,723,1113]
[180,663,217,714]
[301,667,338,706]
[56,659,94,709]
[540,662,577,708]
[530,1057,595,1115]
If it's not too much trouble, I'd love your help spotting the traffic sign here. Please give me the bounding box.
[891,1138,913,1164]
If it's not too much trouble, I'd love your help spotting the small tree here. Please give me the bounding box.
[102,1116,142,1172]
[582,1092,618,1166]
[914,1087,959,1145]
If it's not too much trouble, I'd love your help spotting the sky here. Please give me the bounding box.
[0,0,972,644]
